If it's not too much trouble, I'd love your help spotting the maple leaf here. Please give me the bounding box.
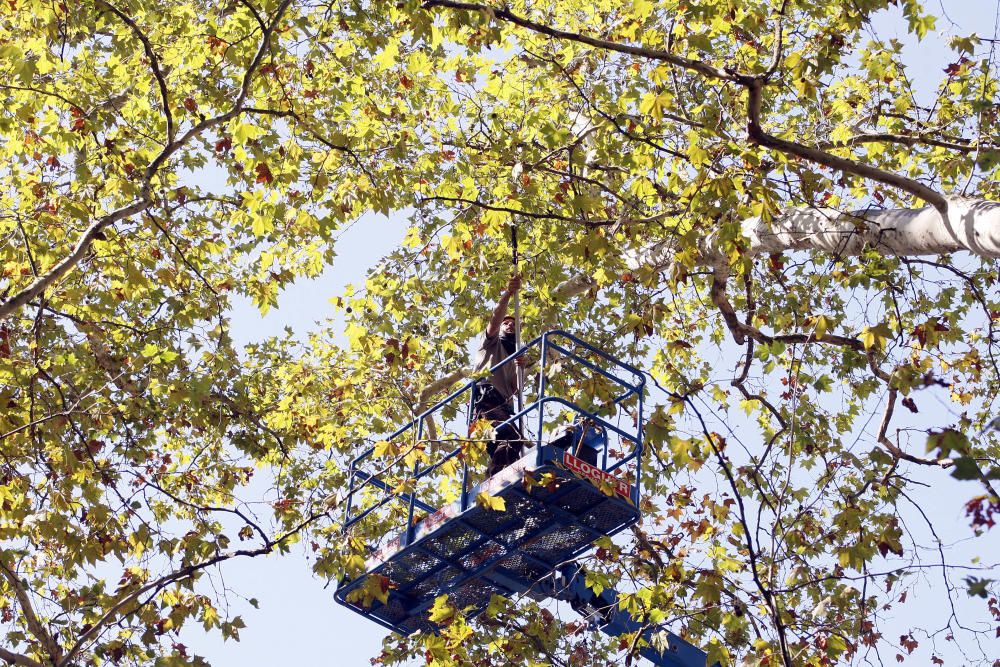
[255,163,274,184]
[476,492,506,512]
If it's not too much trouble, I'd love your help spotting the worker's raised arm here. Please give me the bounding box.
[486,274,521,337]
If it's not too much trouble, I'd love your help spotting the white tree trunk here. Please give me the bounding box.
[628,197,1000,272]
[743,197,1000,259]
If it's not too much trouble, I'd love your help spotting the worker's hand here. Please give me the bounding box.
[506,274,521,295]
[514,355,527,367]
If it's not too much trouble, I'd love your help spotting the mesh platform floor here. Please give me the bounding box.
[335,447,640,635]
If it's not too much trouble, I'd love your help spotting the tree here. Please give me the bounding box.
[0,0,998,666]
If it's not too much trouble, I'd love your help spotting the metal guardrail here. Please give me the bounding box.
[343,330,646,544]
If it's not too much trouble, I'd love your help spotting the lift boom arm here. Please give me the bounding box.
[536,563,716,667]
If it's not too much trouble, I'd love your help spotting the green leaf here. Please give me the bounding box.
[704,638,731,666]
[950,456,982,481]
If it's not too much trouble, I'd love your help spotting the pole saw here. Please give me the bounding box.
[511,224,524,433]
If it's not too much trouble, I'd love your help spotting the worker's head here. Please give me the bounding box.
[500,315,516,336]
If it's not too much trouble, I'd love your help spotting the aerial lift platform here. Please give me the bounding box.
[335,331,713,667]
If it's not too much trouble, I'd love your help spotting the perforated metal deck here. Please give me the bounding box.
[335,445,640,635]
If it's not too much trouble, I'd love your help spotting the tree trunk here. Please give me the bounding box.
[743,197,1000,259]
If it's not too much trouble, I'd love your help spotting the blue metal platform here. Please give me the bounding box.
[335,331,710,666]
[335,443,640,634]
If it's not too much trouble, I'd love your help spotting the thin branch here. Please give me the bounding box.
[421,0,746,83]
[288,115,376,184]
[818,132,989,154]
[900,256,1000,380]
[142,478,269,544]
[0,402,90,441]
[14,216,39,277]
[685,398,794,667]
[420,195,678,228]
[56,505,326,667]
[144,212,224,325]
[96,0,175,143]
[709,266,865,352]
[142,0,291,183]
[237,0,267,33]
[210,391,291,454]
[0,84,80,113]
[876,388,951,467]
[530,45,698,154]
[426,1,949,217]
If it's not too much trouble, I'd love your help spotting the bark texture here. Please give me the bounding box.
[628,197,1000,273]
[743,197,1000,258]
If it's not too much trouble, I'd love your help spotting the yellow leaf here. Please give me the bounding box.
[345,574,392,609]
[403,444,427,468]
[373,38,399,71]
[374,439,399,459]
[814,314,829,340]
[476,492,506,512]
[860,329,873,350]
[428,594,456,625]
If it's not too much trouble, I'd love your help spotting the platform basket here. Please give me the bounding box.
[335,445,640,635]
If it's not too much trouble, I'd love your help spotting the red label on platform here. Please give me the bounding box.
[562,452,632,500]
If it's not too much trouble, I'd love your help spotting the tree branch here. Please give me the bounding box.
[0,0,294,322]
[420,195,677,228]
[685,398,794,667]
[818,131,991,154]
[0,559,61,662]
[738,200,1000,259]
[876,388,952,467]
[96,0,175,143]
[745,80,948,210]
[421,0,745,83]
[0,199,151,320]
[56,503,325,667]
[0,647,42,667]
[761,0,790,80]
[708,265,865,351]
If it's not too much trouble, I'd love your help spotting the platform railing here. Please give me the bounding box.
[343,330,646,544]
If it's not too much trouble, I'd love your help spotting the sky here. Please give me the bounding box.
[182,1,1000,665]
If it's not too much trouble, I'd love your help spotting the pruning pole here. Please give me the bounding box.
[511,224,524,436]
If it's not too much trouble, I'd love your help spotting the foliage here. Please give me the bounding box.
[0,0,998,666]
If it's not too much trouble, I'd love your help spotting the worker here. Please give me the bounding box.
[472,274,527,476]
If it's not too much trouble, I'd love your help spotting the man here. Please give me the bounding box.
[472,274,527,476]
